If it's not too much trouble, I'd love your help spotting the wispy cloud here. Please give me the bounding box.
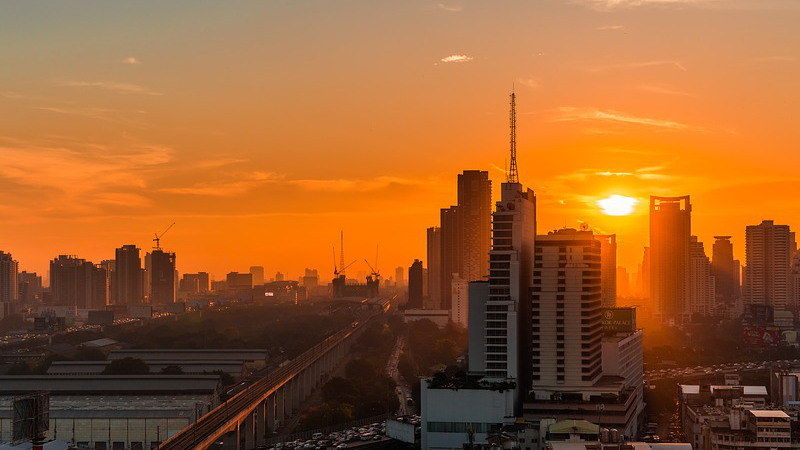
[553,106,698,131]
[750,55,797,63]
[439,54,473,64]
[122,56,141,65]
[561,165,672,181]
[289,176,428,192]
[58,81,162,96]
[33,106,116,121]
[161,171,280,196]
[598,24,626,31]
[517,77,542,89]
[589,60,687,72]
[635,84,691,96]
[436,3,463,11]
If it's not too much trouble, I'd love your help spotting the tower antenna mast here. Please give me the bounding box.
[339,231,346,276]
[507,88,519,184]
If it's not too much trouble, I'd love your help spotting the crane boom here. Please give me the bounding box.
[153,222,176,250]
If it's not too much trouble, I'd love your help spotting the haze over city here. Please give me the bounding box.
[3,1,800,279]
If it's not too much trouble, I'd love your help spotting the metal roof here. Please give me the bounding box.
[0,375,221,394]
[47,360,246,375]
[108,349,268,361]
[748,410,790,418]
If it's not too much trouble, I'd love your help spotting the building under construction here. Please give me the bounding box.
[330,232,380,299]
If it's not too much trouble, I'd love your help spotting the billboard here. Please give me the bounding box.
[601,307,636,333]
[743,325,780,347]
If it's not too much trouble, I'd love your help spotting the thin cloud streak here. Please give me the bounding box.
[58,81,162,96]
[589,60,687,72]
[439,54,473,64]
[553,106,699,131]
[436,3,463,12]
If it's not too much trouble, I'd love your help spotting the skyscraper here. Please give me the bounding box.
[0,251,18,304]
[50,255,108,309]
[439,206,461,309]
[744,220,793,310]
[596,234,617,307]
[114,245,143,305]
[426,226,441,305]
[17,271,42,303]
[650,195,692,325]
[458,170,492,283]
[689,236,715,317]
[150,249,176,304]
[249,266,265,286]
[532,228,603,390]
[395,266,404,287]
[711,236,740,307]
[408,259,423,309]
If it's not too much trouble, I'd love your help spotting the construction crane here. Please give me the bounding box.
[364,245,380,280]
[153,222,175,250]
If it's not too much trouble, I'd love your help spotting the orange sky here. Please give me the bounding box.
[1,0,799,283]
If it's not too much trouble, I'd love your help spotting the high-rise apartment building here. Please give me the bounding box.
[408,259,424,309]
[395,266,404,287]
[150,249,176,304]
[0,251,18,304]
[711,236,740,307]
[50,255,108,309]
[426,227,441,305]
[249,266,265,286]
[744,220,793,310]
[439,206,461,309]
[531,228,603,390]
[689,236,715,317]
[458,170,492,283]
[650,196,692,325]
[596,234,617,307]
[181,272,210,293]
[302,268,319,288]
[114,245,143,305]
[483,181,536,386]
[18,271,42,303]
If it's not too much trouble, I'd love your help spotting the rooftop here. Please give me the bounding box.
[0,375,221,394]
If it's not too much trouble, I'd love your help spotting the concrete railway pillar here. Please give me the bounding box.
[255,399,266,447]
[222,427,240,450]
[276,387,285,427]
[292,375,301,412]
[266,393,276,435]
[242,413,255,450]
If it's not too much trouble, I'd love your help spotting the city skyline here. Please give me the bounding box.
[2,1,800,281]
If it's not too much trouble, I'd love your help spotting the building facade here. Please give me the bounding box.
[114,245,143,306]
[744,221,793,311]
[650,196,692,325]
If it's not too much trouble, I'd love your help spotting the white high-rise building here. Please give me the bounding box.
[744,220,793,310]
[689,236,716,317]
[531,228,603,392]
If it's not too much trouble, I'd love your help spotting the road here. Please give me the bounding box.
[385,332,412,416]
[644,358,797,383]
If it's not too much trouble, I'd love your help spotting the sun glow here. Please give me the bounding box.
[597,195,639,216]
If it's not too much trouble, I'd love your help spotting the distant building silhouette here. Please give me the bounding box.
[426,226,441,306]
[302,268,319,288]
[596,234,617,307]
[616,266,630,298]
[17,271,42,303]
[227,272,254,290]
[249,266,265,286]
[395,266,404,287]
[0,251,18,305]
[50,255,108,309]
[650,195,692,325]
[114,245,143,305]
[439,206,461,309]
[689,236,715,317]
[711,236,740,310]
[744,220,793,310]
[149,249,176,304]
[408,259,423,308]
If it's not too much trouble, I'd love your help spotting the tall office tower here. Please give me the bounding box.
[114,245,143,305]
[18,271,42,303]
[439,206,462,309]
[482,90,537,393]
[616,266,630,298]
[395,266,405,287]
[689,237,715,317]
[0,251,19,304]
[744,220,792,310]
[711,236,740,307]
[150,249,176,304]
[458,170,492,283]
[531,228,603,390]
[50,255,108,309]
[249,266,265,286]
[408,259,424,309]
[650,196,692,325]
[426,227,442,305]
[596,234,617,307]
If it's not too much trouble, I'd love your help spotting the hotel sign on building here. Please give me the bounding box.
[601,307,636,333]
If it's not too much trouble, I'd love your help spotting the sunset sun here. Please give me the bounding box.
[597,195,639,216]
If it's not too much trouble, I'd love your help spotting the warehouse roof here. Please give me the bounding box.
[108,349,268,361]
[0,375,221,394]
[47,360,247,376]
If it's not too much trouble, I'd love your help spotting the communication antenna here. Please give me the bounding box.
[507,88,519,184]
